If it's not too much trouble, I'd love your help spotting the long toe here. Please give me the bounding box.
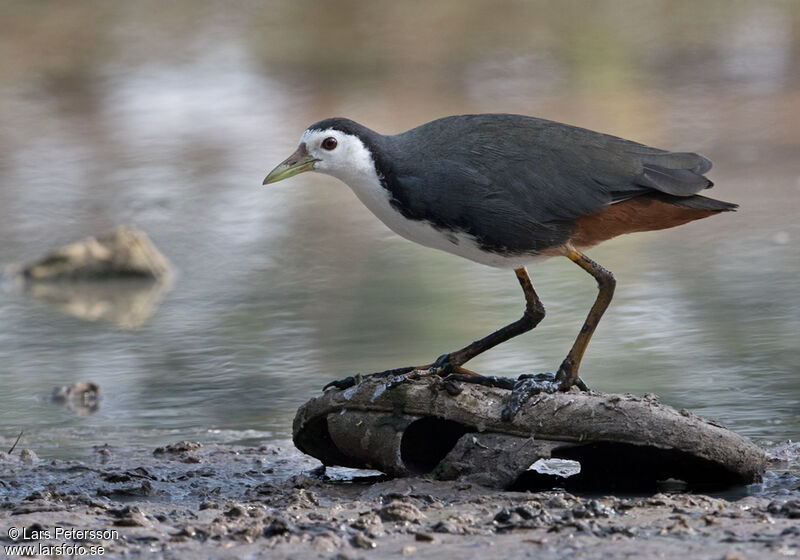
[554,366,590,392]
[451,365,481,376]
[431,353,455,375]
[408,353,458,376]
[501,373,562,422]
[323,376,359,391]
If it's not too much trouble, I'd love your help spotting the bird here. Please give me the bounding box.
[263,113,736,393]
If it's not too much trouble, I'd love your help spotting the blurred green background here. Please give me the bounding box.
[0,0,798,457]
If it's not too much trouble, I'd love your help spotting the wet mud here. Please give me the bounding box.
[0,440,798,559]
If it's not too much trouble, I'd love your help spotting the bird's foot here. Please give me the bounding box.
[322,366,417,391]
[551,358,589,391]
[361,366,445,395]
[322,362,584,420]
[411,353,481,377]
[500,371,589,421]
[438,373,517,390]
[323,354,481,392]
[430,370,588,421]
[501,373,561,422]
[323,375,361,391]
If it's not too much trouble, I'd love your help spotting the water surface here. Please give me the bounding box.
[0,1,798,458]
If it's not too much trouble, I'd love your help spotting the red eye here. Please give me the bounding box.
[321,137,338,150]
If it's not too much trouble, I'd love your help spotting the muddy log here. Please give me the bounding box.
[294,377,766,491]
[14,225,171,281]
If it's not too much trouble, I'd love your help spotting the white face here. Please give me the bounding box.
[300,128,376,183]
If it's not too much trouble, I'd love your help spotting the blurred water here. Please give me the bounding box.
[0,1,798,458]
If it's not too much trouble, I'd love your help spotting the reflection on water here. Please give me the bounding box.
[0,1,798,458]
[21,278,172,330]
[51,381,100,416]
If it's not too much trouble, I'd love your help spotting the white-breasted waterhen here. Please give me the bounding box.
[264,114,736,397]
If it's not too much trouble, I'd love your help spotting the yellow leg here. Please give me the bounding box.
[417,267,546,376]
[557,248,616,389]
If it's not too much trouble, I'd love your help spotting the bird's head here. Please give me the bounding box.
[263,119,378,186]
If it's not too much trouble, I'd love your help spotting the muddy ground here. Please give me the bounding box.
[0,440,798,559]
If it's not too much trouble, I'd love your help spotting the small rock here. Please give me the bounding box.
[154,441,203,454]
[767,499,800,519]
[515,505,541,519]
[114,511,150,527]
[110,506,150,527]
[607,524,637,537]
[52,381,99,404]
[18,226,171,281]
[572,499,615,519]
[546,495,570,509]
[251,482,280,495]
[414,532,435,542]
[350,532,376,549]
[225,505,247,518]
[264,517,295,537]
[350,512,384,537]
[171,525,201,539]
[493,508,516,523]
[98,480,157,498]
[103,472,131,483]
[378,501,424,523]
[431,520,460,534]
[234,524,264,543]
[288,473,319,489]
[74,493,107,510]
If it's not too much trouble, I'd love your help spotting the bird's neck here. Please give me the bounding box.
[322,133,399,215]
[329,159,394,218]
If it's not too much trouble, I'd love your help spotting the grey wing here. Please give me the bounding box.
[387,117,714,253]
[506,131,714,220]
[389,160,576,253]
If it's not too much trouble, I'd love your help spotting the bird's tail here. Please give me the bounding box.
[655,193,738,212]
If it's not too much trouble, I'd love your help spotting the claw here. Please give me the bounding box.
[573,376,589,391]
[501,374,560,421]
[384,371,418,390]
[372,366,415,379]
[323,367,417,392]
[323,376,358,391]
[500,373,590,421]
[431,353,454,375]
[325,365,589,424]
[441,373,516,390]
[424,354,482,377]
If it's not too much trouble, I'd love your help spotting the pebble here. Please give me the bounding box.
[378,501,424,523]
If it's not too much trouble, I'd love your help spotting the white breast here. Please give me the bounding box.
[339,166,549,268]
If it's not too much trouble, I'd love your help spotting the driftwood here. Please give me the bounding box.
[294,376,766,491]
[15,225,171,281]
[6,226,172,328]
